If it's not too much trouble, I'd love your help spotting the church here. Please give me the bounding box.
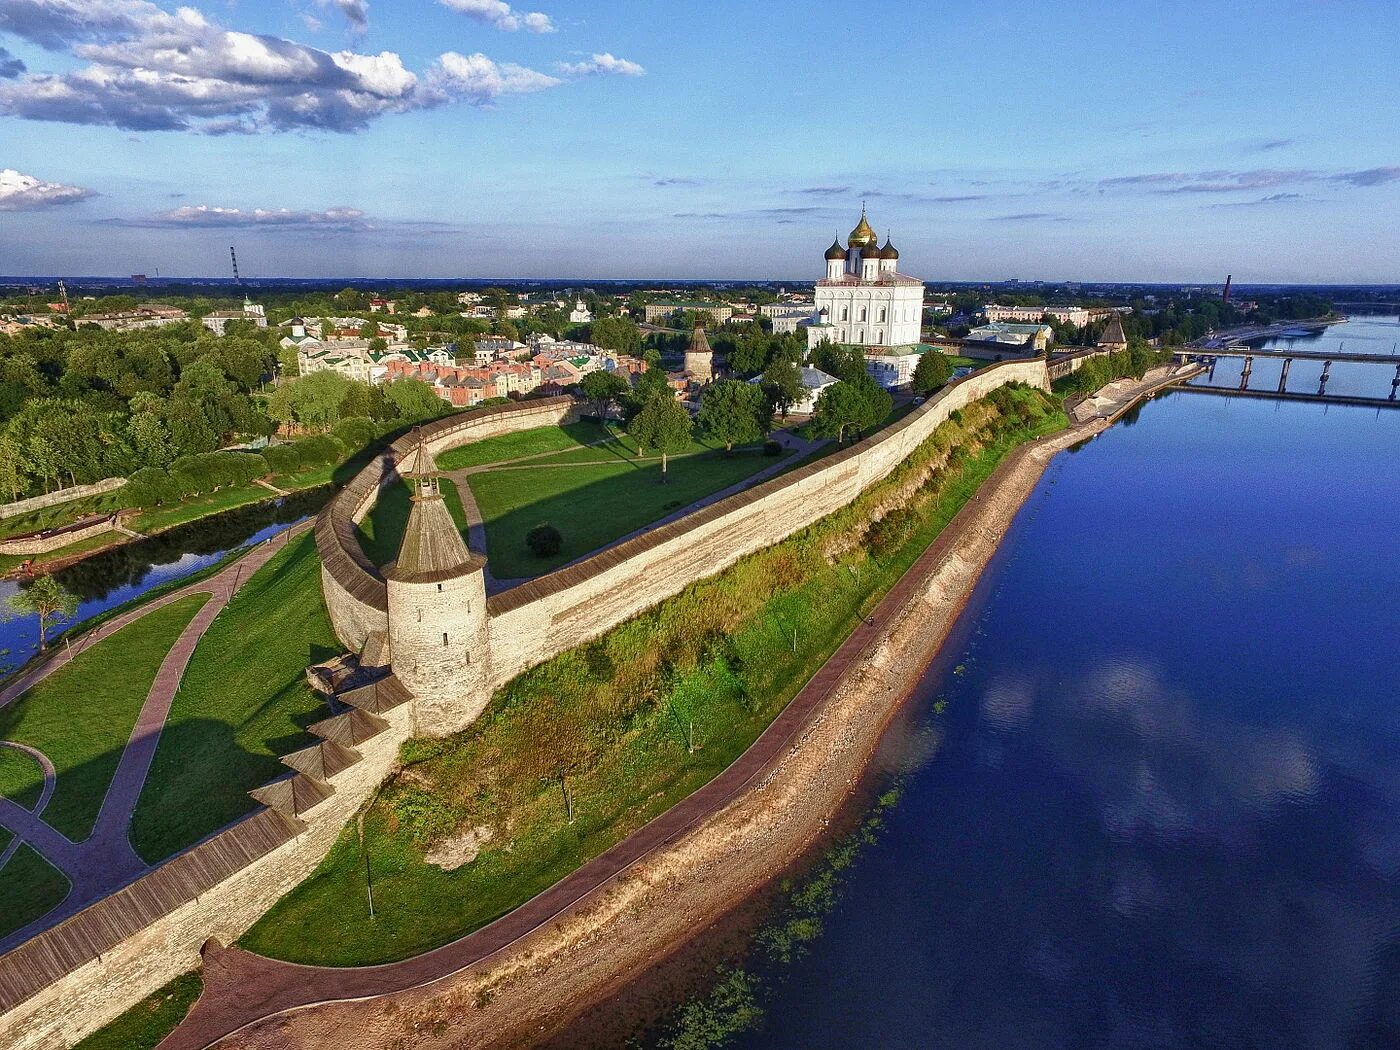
[809,208,925,350]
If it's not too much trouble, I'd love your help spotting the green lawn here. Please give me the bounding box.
[128,483,282,534]
[0,745,46,810]
[434,421,614,472]
[0,530,124,577]
[0,491,129,541]
[0,594,210,842]
[0,843,70,939]
[243,388,1067,966]
[522,430,730,467]
[73,972,203,1050]
[131,533,338,863]
[468,448,787,579]
[356,478,471,568]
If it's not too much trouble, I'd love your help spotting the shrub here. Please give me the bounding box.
[762,439,783,457]
[126,467,178,507]
[262,443,301,474]
[331,416,377,452]
[525,523,563,558]
[292,434,346,468]
[867,506,917,557]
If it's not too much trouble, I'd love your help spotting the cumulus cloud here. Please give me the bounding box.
[438,0,553,33]
[318,0,368,31]
[0,45,23,77]
[0,0,574,132]
[115,203,373,229]
[556,52,644,77]
[0,166,94,209]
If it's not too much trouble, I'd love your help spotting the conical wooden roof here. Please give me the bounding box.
[397,431,440,477]
[386,492,480,583]
[688,324,712,357]
[1099,313,1127,347]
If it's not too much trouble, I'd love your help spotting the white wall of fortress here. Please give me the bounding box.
[0,362,1047,1049]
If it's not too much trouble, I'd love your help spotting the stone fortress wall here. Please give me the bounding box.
[0,363,1049,1049]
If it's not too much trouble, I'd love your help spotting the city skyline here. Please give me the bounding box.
[2,0,1398,283]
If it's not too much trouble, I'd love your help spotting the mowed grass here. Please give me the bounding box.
[243,387,1066,966]
[525,430,729,466]
[73,972,203,1050]
[468,448,788,579]
[0,745,46,810]
[0,594,210,842]
[131,533,338,862]
[435,421,614,472]
[356,478,471,568]
[0,490,129,541]
[0,843,70,939]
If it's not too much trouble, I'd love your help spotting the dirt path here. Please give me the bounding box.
[0,522,313,952]
[158,420,1093,1050]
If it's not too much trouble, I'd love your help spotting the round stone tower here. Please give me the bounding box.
[683,322,714,383]
[385,433,490,734]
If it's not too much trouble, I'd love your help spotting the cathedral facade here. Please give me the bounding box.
[810,209,925,349]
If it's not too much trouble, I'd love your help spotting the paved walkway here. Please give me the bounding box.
[159,427,1046,1050]
[0,742,55,870]
[0,522,313,951]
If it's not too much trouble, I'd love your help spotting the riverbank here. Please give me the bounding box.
[190,402,1124,1050]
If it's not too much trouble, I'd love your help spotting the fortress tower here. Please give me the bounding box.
[684,323,714,383]
[385,433,490,732]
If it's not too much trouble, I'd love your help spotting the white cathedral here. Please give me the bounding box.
[809,208,925,350]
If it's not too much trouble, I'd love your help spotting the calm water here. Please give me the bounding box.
[1191,314,1400,400]
[0,487,328,671]
[744,385,1400,1048]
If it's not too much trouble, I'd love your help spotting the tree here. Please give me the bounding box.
[810,343,868,383]
[526,523,563,558]
[6,575,79,652]
[383,378,443,423]
[760,357,803,420]
[696,380,771,454]
[810,375,891,445]
[910,351,953,396]
[590,315,642,355]
[628,395,693,481]
[579,370,629,422]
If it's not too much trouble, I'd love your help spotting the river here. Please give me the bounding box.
[0,487,329,673]
[731,354,1400,1047]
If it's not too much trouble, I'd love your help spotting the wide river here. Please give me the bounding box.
[742,346,1400,1047]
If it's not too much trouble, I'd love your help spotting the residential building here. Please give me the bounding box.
[201,297,268,335]
[644,301,734,326]
[965,322,1053,352]
[811,208,925,349]
[78,305,189,331]
[982,304,1114,326]
[749,366,838,415]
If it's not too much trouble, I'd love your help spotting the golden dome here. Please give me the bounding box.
[847,210,878,248]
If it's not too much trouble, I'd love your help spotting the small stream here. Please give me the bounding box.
[0,487,331,674]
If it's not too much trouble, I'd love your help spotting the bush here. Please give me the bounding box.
[867,506,917,557]
[525,523,563,558]
[262,443,301,474]
[126,467,179,507]
[762,440,783,457]
[331,416,377,452]
[292,434,346,468]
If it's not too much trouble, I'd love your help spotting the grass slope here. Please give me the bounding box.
[73,972,203,1050]
[243,386,1065,965]
[469,449,786,579]
[0,843,71,939]
[0,745,45,810]
[434,421,614,472]
[131,534,338,862]
[0,594,209,841]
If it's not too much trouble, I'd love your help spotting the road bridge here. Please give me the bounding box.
[1171,384,1400,410]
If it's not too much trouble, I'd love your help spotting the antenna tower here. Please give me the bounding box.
[57,280,71,315]
[230,246,241,285]
[1222,274,1233,303]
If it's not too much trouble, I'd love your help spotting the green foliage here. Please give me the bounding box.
[4,573,80,651]
[809,343,868,383]
[696,380,772,452]
[760,357,803,419]
[525,522,563,558]
[589,315,643,354]
[628,394,694,470]
[72,972,203,1050]
[911,350,953,396]
[663,968,764,1050]
[1053,346,1173,398]
[578,369,629,420]
[810,374,892,445]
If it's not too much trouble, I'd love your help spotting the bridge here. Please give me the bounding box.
[1168,346,1400,408]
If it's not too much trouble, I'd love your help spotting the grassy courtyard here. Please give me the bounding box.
[131,533,338,862]
[355,477,472,568]
[0,842,71,940]
[434,420,615,471]
[242,386,1066,966]
[0,594,210,842]
[467,447,788,579]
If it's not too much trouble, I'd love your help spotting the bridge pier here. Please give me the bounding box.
[1318,360,1332,397]
[1278,357,1293,393]
[1391,362,1399,401]
[1239,355,1253,390]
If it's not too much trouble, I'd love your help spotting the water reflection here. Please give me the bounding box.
[0,487,329,670]
[744,390,1400,1050]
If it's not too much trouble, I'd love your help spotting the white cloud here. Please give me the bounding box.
[556,52,645,77]
[318,0,368,31]
[122,204,372,228]
[437,0,554,33]
[430,51,560,104]
[0,167,94,210]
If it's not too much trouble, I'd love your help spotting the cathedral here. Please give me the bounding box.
[810,208,926,349]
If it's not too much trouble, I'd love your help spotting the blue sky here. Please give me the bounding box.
[1,0,1397,282]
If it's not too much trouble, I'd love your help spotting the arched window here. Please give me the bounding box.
[859,307,867,323]
[857,329,865,343]
[878,307,887,323]
[840,307,849,321]
[442,633,449,646]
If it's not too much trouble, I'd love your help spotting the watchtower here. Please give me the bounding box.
[385,431,489,733]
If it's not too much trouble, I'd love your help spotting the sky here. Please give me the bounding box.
[0,0,1397,283]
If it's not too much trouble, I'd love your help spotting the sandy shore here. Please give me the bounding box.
[217,411,1109,1050]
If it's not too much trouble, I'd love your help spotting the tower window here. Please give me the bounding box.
[437,583,443,593]
[442,633,449,646]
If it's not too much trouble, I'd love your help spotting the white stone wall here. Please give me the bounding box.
[813,282,924,346]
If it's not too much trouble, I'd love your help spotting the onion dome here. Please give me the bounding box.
[879,238,899,260]
[847,210,878,248]
[825,239,846,261]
